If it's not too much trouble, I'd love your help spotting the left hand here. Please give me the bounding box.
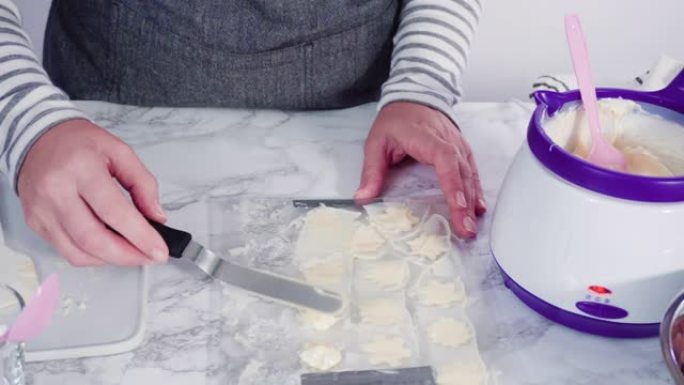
[355,102,486,238]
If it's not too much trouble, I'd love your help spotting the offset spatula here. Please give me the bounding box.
[149,222,344,313]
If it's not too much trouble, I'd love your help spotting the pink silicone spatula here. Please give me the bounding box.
[565,14,627,172]
[0,273,60,343]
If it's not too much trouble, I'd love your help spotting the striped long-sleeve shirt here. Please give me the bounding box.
[0,0,480,190]
[0,1,87,191]
[379,0,481,124]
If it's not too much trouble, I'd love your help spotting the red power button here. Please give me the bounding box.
[589,285,612,295]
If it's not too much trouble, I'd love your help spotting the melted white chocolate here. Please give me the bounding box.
[295,206,360,261]
[0,243,38,311]
[300,259,346,288]
[545,98,684,176]
[414,279,466,307]
[299,310,340,331]
[361,336,412,366]
[369,205,419,236]
[358,298,406,326]
[299,344,342,371]
[350,224,385,257]
[428,318,471,348]
[363,260,410,291]
[436,360,486,385]
[406,233,450,260]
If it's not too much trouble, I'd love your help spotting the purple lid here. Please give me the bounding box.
[528,69,684,202]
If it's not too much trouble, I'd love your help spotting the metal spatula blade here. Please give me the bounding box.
[203,246,343,313]
[149,222,344,313]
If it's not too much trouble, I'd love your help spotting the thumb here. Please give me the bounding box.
[108,142,167,223]
[355,138,389,200]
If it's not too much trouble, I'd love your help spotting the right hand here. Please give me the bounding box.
[17,119,169,266]
[356,102,486,238]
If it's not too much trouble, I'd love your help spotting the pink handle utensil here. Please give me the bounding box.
[0,273,60,343]
[565,14,627,172]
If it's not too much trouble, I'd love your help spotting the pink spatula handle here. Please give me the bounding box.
[1,273,60,343]
[565,14,602,139]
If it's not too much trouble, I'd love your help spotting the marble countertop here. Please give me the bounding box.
[24,101,672,385]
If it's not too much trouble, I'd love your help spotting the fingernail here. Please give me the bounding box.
[455,191,467,208]
[478,198,487,210]
[155,202,167,220]
[151,248,167,262]
[463,216,477,233]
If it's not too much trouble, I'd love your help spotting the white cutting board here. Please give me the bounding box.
[0,178,147,362]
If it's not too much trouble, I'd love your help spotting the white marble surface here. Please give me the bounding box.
[22,101,672,384]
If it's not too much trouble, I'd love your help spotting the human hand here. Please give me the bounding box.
[17,119,169,266]
[355,102,486,238]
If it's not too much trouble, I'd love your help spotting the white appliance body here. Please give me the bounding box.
[491,142,684,337]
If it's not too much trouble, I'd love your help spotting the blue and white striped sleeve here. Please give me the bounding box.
[379,0,482,126]
[0,0,87,191]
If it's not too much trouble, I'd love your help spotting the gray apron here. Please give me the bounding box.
[43,0,399,109]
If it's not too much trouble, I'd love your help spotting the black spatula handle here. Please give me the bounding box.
[148,221,192,259]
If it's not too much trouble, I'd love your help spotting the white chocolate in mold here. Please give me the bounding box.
[427,318,471,348]
[300,344,343,371]
[413,279,466,307]
[361,336,412,366]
